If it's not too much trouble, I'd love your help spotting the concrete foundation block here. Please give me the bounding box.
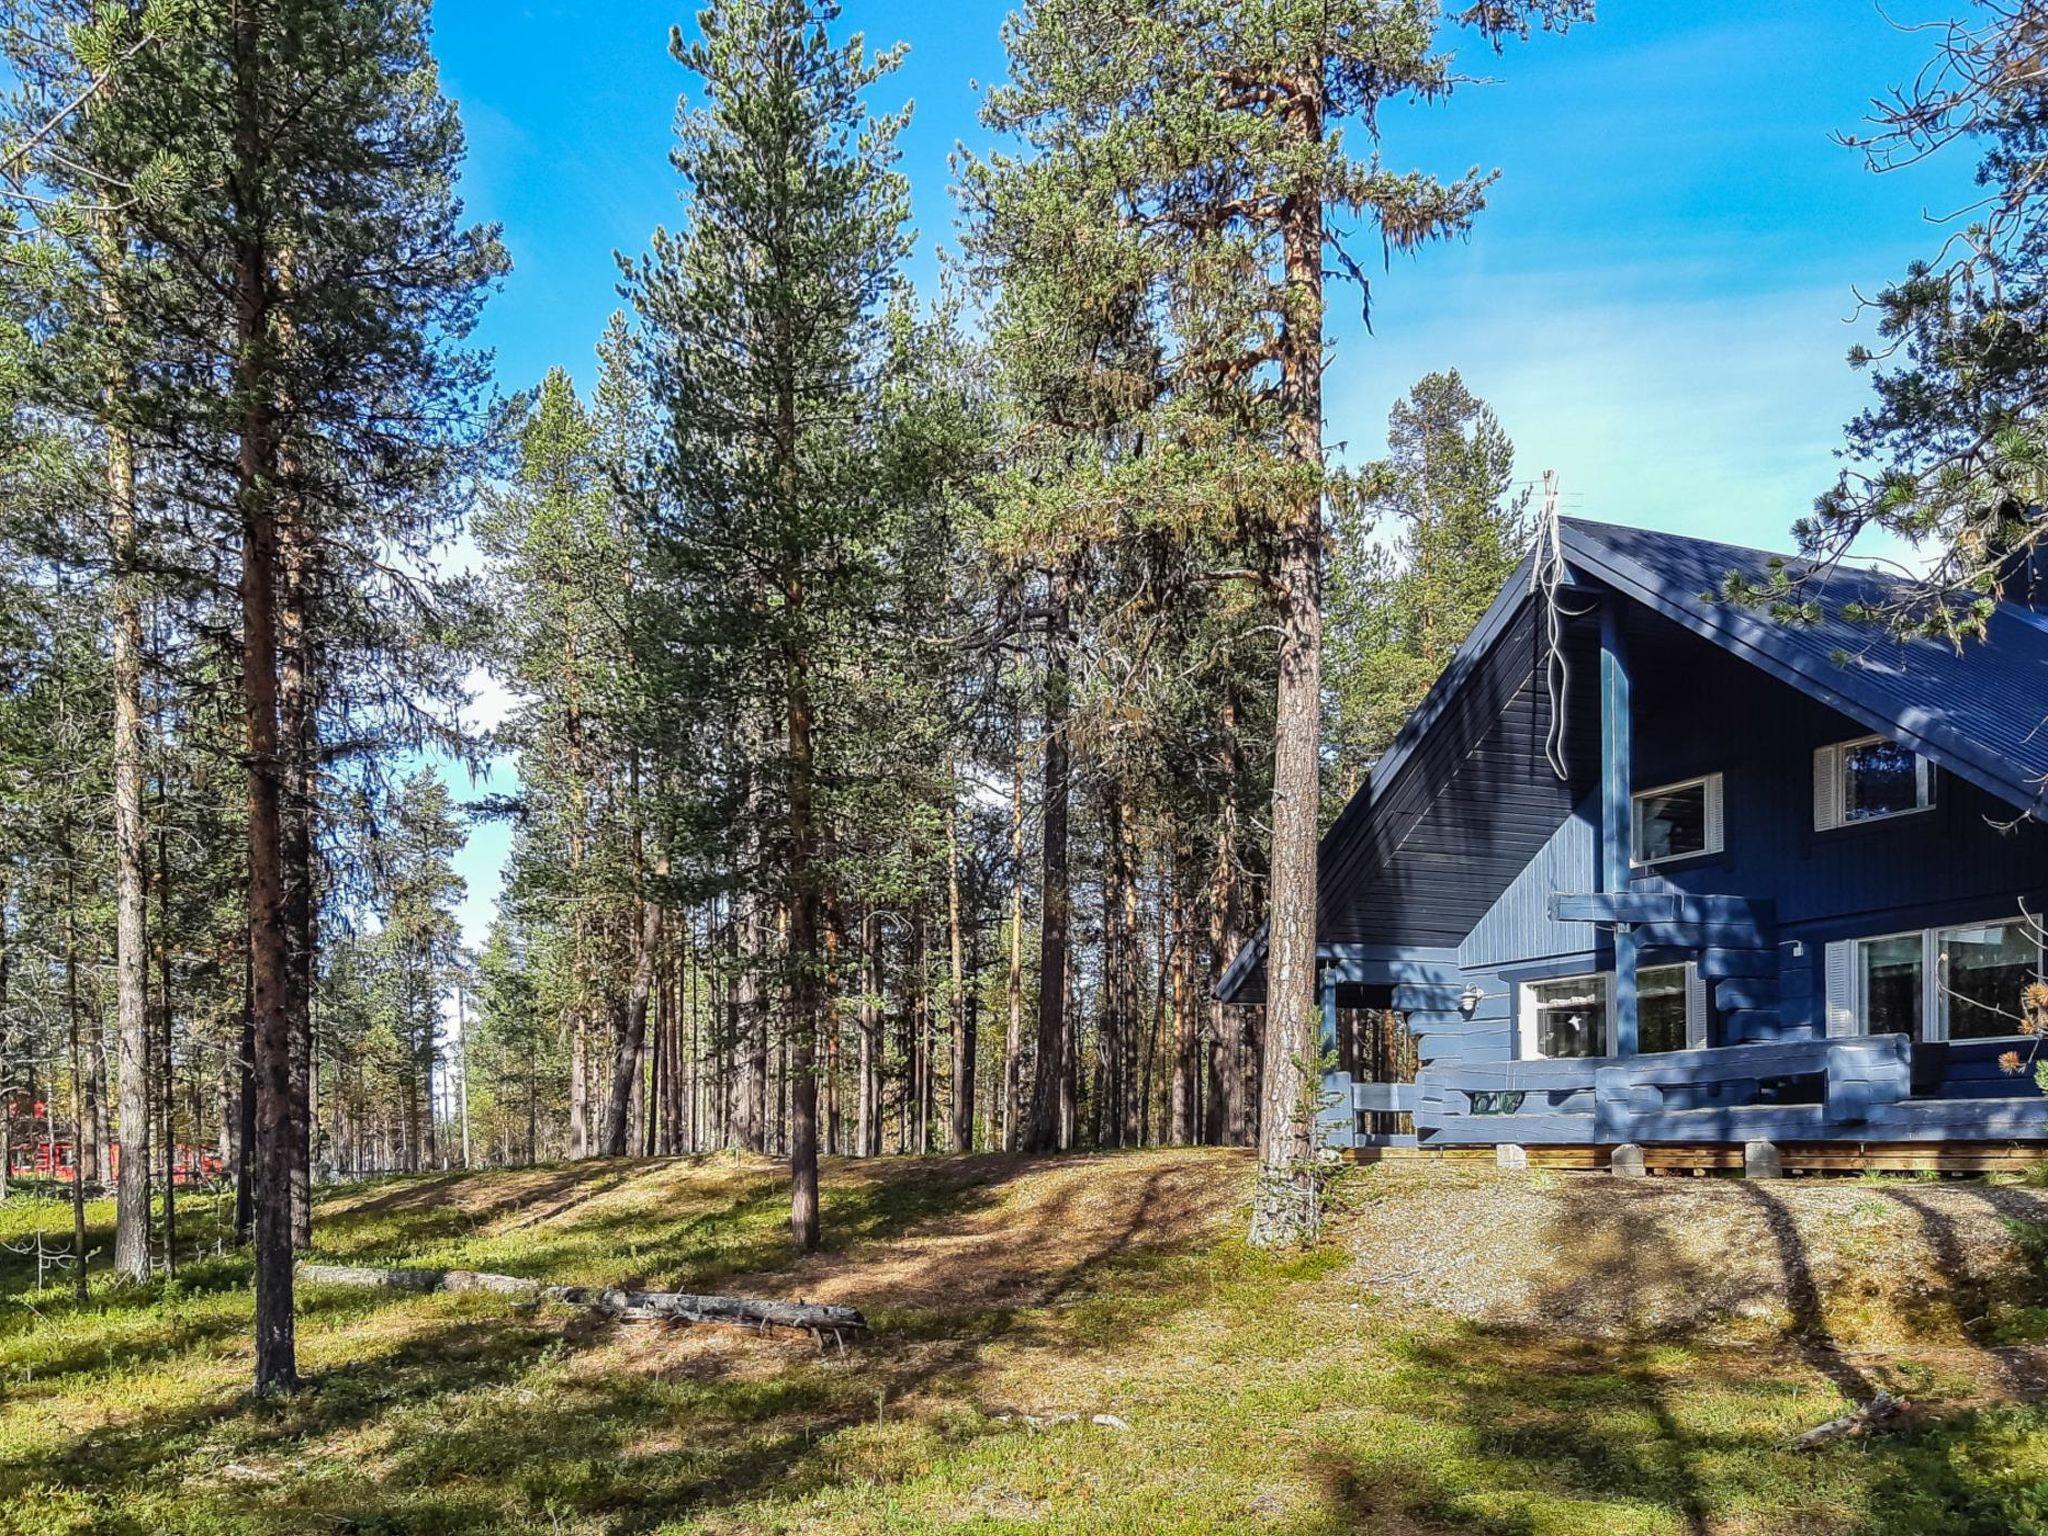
[1744,1140,1783,1180]
[1609,1142,1646,1177]
[1496,1143,1529,1171]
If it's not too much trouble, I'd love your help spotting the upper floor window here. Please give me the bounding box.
[1814,734,1931,830]
[1632,774,1723,865]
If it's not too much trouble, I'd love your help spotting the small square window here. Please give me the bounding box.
[1835,737,1925,823]
[1632,775,1722,864]
[1526,975,1607,1058]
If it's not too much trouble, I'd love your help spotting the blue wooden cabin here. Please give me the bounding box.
[1218,518,2048,1151]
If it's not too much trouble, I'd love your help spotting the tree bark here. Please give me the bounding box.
[787,653,821,1249]
[104,227,152,1282]
[1003,716,1026,1152]
[1025,564,1072,1153]
[945,768,972,1154]
[601,824,666,1155]
[1169,869,1196,1144]
[735,897,766,1153]
[1249,71,1329,1248]
[278,508,316,1247]
[232,0,298,1384]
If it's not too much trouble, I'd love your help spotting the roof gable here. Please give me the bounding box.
[1560,519,2048,821]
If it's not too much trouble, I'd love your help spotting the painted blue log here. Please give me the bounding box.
[1405,997,1510,1025]
[1823,1035,1912,1125]
[1630,919,1776,950]
[1425,1112,1598,1145]
[1721,1008,1782,1042]
[1316,1069,1358,1149]
[1417,1034,1513,1066]
[1550,892,1774,927]
[1391,983,1478,1012]
[1714,977,1779,1013]
[1698,947,1779,980]
[1405,1021,1509,1047]
[1863,1097,2048,1138]
[1351,1081,1419,1114]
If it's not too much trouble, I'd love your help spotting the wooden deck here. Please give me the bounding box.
[1342,1140,2048,1174]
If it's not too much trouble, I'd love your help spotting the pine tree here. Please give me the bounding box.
[100,0,504,1393]
[1326,370,1530,806]
[1802,2,2048,635]
[629,0,914,1250]
[974,0,1586,1240]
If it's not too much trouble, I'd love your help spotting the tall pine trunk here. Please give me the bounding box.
[1249,73,1328,1247]
[786,644,821,1249]
[1002,716,1025,1151]
[104,216,152,1282]
[278,509,316,1247]
[602,802,665,1155]
[945,772,972,1153]
[232,0,297,1383]
[1024,564,1072,1153]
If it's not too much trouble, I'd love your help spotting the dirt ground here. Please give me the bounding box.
[1343,1161,2048,1344]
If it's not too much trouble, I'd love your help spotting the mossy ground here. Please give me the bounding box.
[2,1149,2046,1534]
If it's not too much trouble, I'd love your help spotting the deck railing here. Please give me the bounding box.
[1321,1034,1924,1149]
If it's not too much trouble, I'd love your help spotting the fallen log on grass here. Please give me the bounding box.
[1783,1390,1900,1451]
[295,1262,868,1338]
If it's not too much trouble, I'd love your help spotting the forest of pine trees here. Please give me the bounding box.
[0,0,1575,1389]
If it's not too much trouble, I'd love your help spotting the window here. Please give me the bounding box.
[1940,921,2041,1041]
[1633,775,1723,864]
[1638,965,1693,1054]
[1520,965,1704,1058]
[1814,735,1931,830]
[1526,974,1606,1058]
[1859,933,1925,1039]
[1828,920,2044,1041]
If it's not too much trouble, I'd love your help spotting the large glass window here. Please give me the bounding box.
[1841,738,1927,822]
[1633,776,1722,864]
[1529,975,1606,1058]
[1639,965,1692,1053]
[1859,933,1926,1039]
[1940,922,2041,1041]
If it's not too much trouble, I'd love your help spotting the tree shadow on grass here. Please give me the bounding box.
[1303,1174,2048,1536]
[4,1150,1245,1535]
[1303,1178,1882,1536]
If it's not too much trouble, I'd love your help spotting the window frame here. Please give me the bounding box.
[1824,734,1933,829]
[1518,971,1609,1060]
[1934,920,2044,1043]
[1631,772,1724,867]
[1517,964,1704,1059]
[1842,920,2046,1043]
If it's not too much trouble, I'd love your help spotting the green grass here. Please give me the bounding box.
[2,1152,2047,1534]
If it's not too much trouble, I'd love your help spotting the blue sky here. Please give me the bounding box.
[430,0,1980,948]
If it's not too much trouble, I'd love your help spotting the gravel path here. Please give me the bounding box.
[1341,1163,2048,1341]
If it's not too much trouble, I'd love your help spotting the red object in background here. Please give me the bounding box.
[5,1138,223,1185]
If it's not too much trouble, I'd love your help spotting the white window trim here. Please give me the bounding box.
[1631,773,1724,867]
[1518,972,1609,1060]
[1838,920,2045,1043]
[1517,964,1704,1058]
[1818,734,1933,830]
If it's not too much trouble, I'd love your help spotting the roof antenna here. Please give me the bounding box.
[1533,470,1575,782]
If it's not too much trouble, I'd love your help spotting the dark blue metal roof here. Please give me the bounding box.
[1217,516,2048,1003]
